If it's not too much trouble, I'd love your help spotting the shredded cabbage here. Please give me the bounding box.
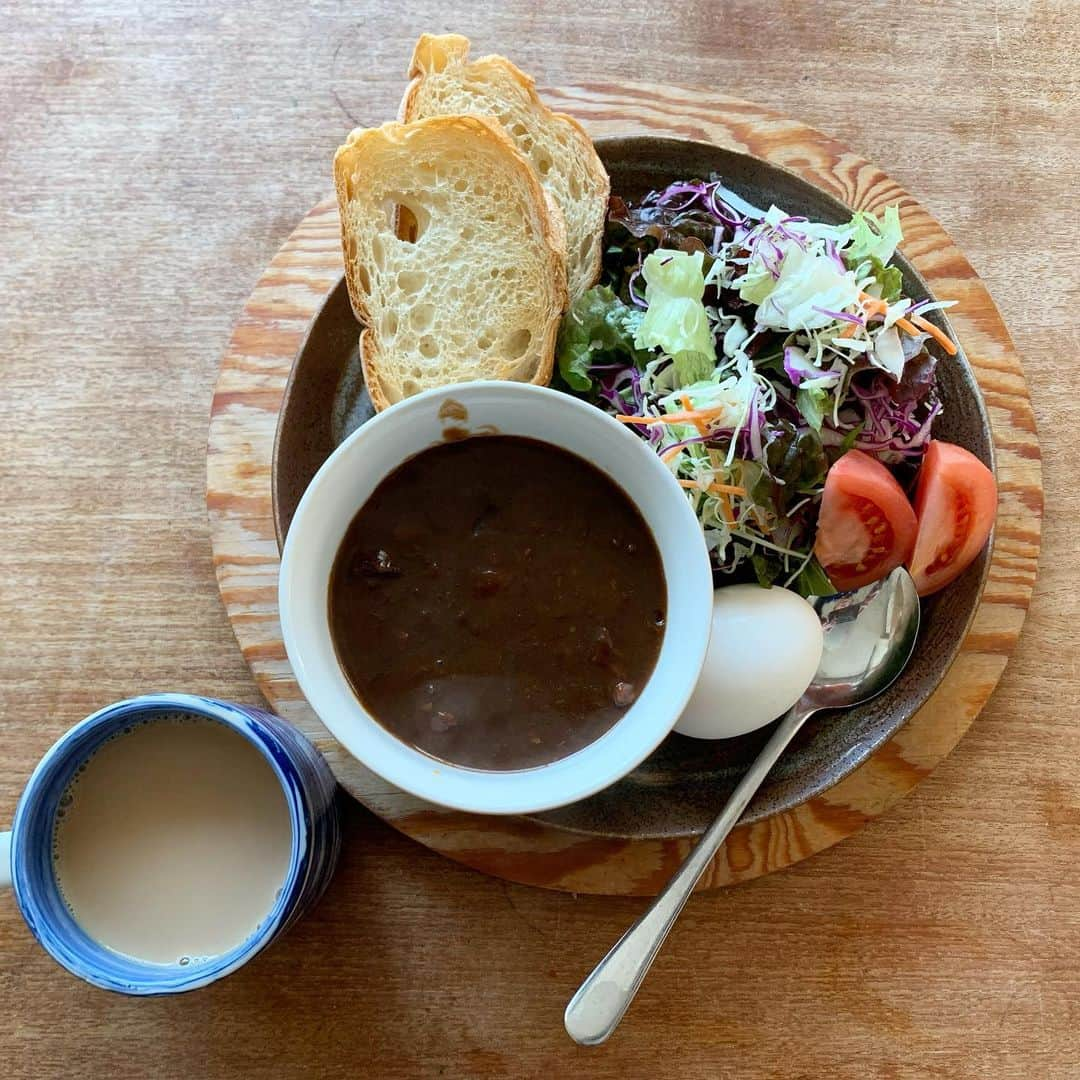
[745,245,861,331]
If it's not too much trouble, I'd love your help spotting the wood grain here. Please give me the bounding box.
[2,3,1078,1077]
[207,88,1041,895]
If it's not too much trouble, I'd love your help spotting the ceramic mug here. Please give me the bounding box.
[0,693,340,994]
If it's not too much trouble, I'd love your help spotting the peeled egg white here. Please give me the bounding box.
[675,584,824,740]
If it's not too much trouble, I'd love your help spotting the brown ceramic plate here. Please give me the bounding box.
[271,136,992,840]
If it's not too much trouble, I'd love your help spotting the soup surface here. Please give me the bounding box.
[329,435,667,770]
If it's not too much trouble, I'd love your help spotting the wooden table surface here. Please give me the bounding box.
[2,2,1077,1076]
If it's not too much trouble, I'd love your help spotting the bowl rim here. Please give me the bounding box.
[278,380,715,815]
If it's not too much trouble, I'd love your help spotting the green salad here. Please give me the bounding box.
[554,178,960,596]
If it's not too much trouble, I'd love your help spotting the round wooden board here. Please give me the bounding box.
[206,83,1041,896]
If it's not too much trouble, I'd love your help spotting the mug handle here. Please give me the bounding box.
[0,831,11,889]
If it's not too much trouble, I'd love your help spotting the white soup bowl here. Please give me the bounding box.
[279,381,712,815]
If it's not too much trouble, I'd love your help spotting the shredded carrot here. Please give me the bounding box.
[859,293,918,332]
[677,480,746,518]
[676,472,756,525]
[681,393,709,437]
[677,479,746,496]
[617,404,730,428]
[662,405,729,425]
[858,291,957,352]
[909,312,958,356]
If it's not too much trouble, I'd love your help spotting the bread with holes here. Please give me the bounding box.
[400,33,609,302]
[333,115,568,411]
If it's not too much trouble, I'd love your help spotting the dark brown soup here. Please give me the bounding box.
[328,435,667,771]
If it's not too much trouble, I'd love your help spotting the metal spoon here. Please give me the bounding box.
[564,567,921,1046]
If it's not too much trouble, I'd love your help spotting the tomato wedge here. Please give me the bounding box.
[814,450,918,592]
[907,441,997,596]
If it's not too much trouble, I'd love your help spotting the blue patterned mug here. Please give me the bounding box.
[0,693,340,994]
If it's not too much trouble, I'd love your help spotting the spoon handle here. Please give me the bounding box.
[564,701,815,1046]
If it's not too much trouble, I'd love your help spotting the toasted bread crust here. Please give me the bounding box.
[406,32,471,79]
[358,327,390,412]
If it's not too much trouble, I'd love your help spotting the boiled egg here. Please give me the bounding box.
[675,584,824,739]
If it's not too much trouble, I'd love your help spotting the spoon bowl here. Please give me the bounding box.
[808,568,921,704]
[565,568,922,1046]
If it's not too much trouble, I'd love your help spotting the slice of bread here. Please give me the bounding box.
[401,34,609,302]
[333,115,568,411]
